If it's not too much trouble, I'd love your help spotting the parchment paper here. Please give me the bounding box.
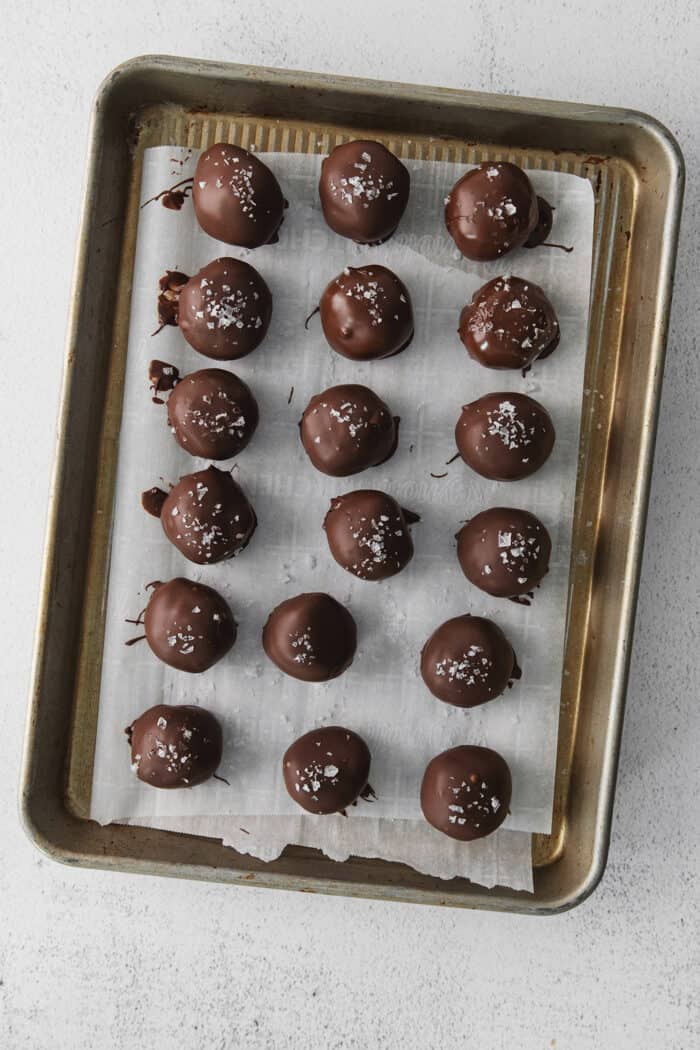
[91,146,594,890]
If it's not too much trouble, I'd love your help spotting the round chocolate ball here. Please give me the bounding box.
[444,161,539,261]
[420,615,519,708]
[177,257,272,360]
[420,745,512,840]
[126,704,223,788]
[319,140,410,243]
[143,577,236,673]
[319,265,413,361]
[300,383,399,477]
[458,276,560,371]
[455,392,555,481]
[323,489,418,581]
[167,368,259,460]
[263,593,357,682]
[282,726,372,814]
[192,143,286,248]
[151,465,256,565]
[457,507,551,599]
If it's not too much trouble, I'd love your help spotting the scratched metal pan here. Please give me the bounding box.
[20,55,684,914]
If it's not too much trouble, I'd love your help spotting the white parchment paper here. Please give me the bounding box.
[91,146,594,890]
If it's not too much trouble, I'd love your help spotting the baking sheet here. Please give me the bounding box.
[90,145,593,887]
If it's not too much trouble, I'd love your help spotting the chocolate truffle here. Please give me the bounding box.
[323,489,418,581]
[420,745,512,840]
[263,593,357,682]
[444,161,539,261]
[177,257,272,360]
[420,615,519,708]
[282,726,372,814]
[126,704,223,788]
[146,465,256,565]
[300,384,399,477]
[319,140,410,243]
[144,578,236,672]
[457,507,551,599]
[166,367,258,460]
[455,392,555,481]
[459,276,560,371]
[192,143,286,248]
[319,265,413,361]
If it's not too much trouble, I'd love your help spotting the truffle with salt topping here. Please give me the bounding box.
[319,140,410,243]
[458,275,560,371]
[143,578,236,673]
[126,704,223,788]
[263,593,357,682]
[455,392,555,481]
[177,257,272,360]
[192,143,286,248]
[282,726,373,814]
[444,161,542,260]
[300,383,399,476]
[420,615,519,708]
[166,367,259,460]
[319,265,414,361]
[456,507,551,599]
[420,745,512,840]
[323,489,418,581]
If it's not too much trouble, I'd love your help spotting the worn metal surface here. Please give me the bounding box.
[20,55,684,913]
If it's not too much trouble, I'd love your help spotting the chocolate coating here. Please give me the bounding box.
[457,507,551,599]
[420,615,518,708]
[126,704,222,788]
[420,745,512,840]
[319,265,413,361]
[455,392,555,481]
[192,144,286,248]
[445,161,539,261]
[153,465,256,565]
[300,384,398,477]
[178,257,272,360]
[459,276,560,371]
[319,140,410,243]
[167,367,259,460]
[144,578,236,673]
[323,489,418,581]
[283,726,372,814]
[263,593,357,682]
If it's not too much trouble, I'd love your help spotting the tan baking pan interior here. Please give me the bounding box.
[21,56,684,914]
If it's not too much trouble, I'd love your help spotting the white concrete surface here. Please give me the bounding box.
[1,2,698,1046]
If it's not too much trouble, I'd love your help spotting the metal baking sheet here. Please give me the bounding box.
[20,55,684,913]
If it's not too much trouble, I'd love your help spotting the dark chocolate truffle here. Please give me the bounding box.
[323,489,418,581]
[167,367,258,460]
[144,577,236,672]
[282,726,372,814]
[148,465,256,565]
[420,745,512,840]
[192,144,286,248]
[455,392,555,481]
[444,162,539,261]
[177,257,272,360]
[126,704,223,788]
[263,593,357,682]
[300,383,398,477]
[319,140,410,243]
[459,276,560,371]
[420,615,518,708]
[457,507,551,599]
[319,265,413,361]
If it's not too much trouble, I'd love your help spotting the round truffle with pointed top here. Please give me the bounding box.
[455,392,555,481]
[459,275,560,371]
[457,507,551,599]
[300,383,399,477]
[319,265,414,361]
[177,257,272,360]
[263,593,357,682]
[167,368,259,460]
[444,161,540,260]
[148,465,256,565]
[420,745,512,840]
[143,578,236,673]
[319,140,410,243]
[323,489,418,581]
[126,704,223,789]
[420,615,519,708]
[282,726,372,814]
[192,143,286,248]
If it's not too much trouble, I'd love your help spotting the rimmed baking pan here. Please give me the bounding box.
[20,55,684,913]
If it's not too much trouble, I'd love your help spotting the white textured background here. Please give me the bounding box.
[2,2,698,1047]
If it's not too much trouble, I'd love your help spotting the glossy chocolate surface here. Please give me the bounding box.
[126,704,222,788]
[421,744,512,840]
[166,367,259,460]
[283,726,372,814]
[263,592,357,682]
[444,161,539,261]
[459,276,560,370]
[319,140,410,243]
[420,615,518,708]
[319,265,413,361]
[192,144,286,248]
[178,257,272,360]
[323,489,418,581]
[456,507,551,599]
[143,577,236,673]
[300,383,398,476]
[455,392,555,481]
